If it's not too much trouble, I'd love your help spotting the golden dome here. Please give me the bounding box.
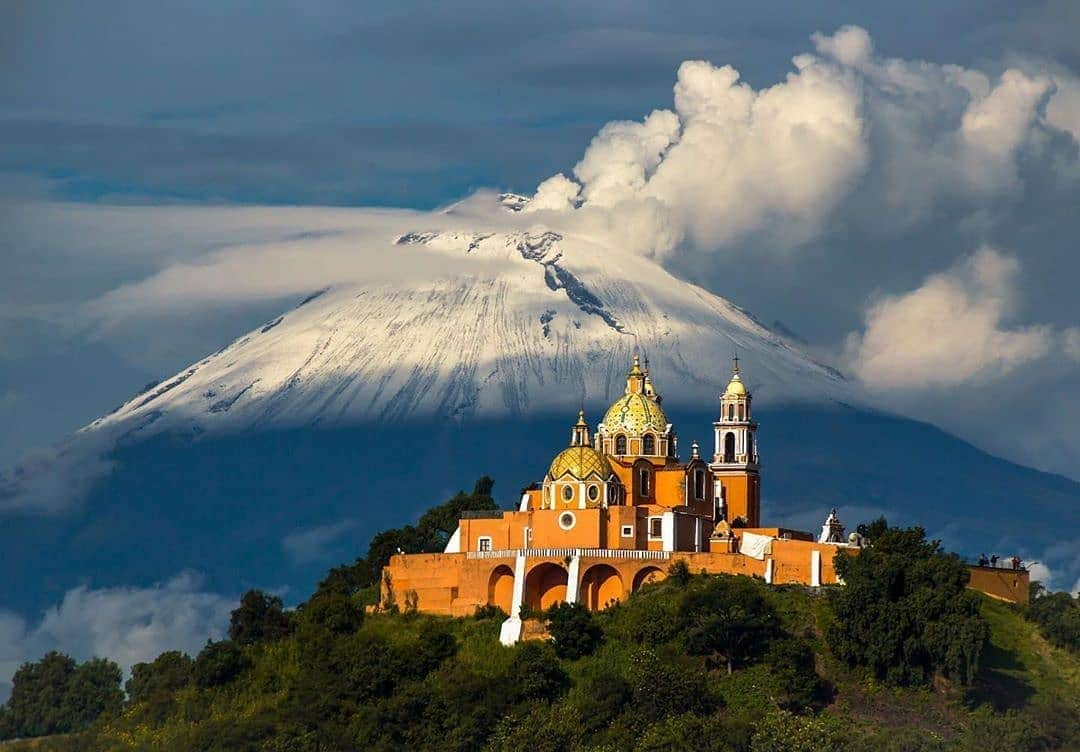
[723,374,747,397]
[548,445,613,481]
[722,356,748,398]
[602,392,668,435]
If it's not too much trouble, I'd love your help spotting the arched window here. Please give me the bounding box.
[638,467,651,497]
[615,435,627,455]
[694,469,706,500]
[724,432,736,463]
[738,404,744,421]
[642,434,655,455]
[727,404,734,421]
[747,435,754,461]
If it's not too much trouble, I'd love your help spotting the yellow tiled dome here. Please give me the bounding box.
[603,392,668,435]
[548,445,613,481]
[723,374,747,397]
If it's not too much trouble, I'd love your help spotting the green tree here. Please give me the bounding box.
[62,658,123,728]
[228,589,292,645]
[827,521,989,686]
[545,602,602,659]
[3,651,76,738]
[192,640,250,688]
[1,651,122,740]
[680,575,778,673]
[126,651,194,704]
[1026,590,1080,652]
[301,590,365,635]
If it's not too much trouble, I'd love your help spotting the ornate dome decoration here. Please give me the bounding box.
[596,354,675,460]
[543,411,622,510]
[548,445,613,481]
[602,393,668,435]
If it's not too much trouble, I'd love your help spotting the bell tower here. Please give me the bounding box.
[709,357,760,527]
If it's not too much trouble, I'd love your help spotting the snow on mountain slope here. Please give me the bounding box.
[1,198,853,513]
[88,233,849,436]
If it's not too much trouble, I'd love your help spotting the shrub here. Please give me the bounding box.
[508,642,568,702]
[193,640,250,688]
[303,591,364,635]
[762,638,824,712]
[546,602,602,659]
[1026,590,1080,652]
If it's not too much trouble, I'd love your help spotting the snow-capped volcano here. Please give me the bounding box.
[87,223,849,442]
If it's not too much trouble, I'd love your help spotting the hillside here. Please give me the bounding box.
[4,569,1077,751]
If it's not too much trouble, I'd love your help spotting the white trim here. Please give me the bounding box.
[500,551,529,646]
[811,550,822,587]
[518,493,531,512]
[467,547,672,561]
[565,555,581,604]
[558,511,577,531]
[477,535,493,553]
[764,558,774,584]
[443,526,461,554]
[621,524,634,538]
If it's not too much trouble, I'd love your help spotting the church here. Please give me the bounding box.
[381,356,1027,643]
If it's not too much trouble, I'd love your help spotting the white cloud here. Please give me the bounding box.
[519,26,1076,260]
[282,520,356,564]
[845,247,1054,390]
[0,572,233,703]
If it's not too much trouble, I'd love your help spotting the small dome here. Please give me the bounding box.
[603,392,668,436]
[548,445,613,481]
[722,356,748,398]
[723,374,747,397]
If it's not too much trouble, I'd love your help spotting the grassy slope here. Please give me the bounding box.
[5,587,1078,751]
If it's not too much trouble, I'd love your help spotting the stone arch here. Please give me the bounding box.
[580,564,624,611]
[632,566,666,592]
[525,562,569,611]
[724,432,736,463]
[487,565,515,614]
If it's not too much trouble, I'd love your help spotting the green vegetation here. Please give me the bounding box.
[828,519,989,686]
[2,489,1078,751]
[1025,586,1080,653]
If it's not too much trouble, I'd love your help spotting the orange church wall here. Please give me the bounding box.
[716,473,760,526]
[966,565,1029,604]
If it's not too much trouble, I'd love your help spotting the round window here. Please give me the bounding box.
[562,485,574,502]
[558,512,576,530]
[587,484,600,501]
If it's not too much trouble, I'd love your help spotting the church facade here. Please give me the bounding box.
[382,356,870,643]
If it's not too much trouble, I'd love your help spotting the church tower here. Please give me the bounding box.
[709,357,760,527]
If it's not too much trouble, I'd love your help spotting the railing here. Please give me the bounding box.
[467,547,672,561]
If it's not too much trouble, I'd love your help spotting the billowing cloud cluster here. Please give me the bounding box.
[0,572,233,702]
[844,248,1057,389]
[527,25,1078,257]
